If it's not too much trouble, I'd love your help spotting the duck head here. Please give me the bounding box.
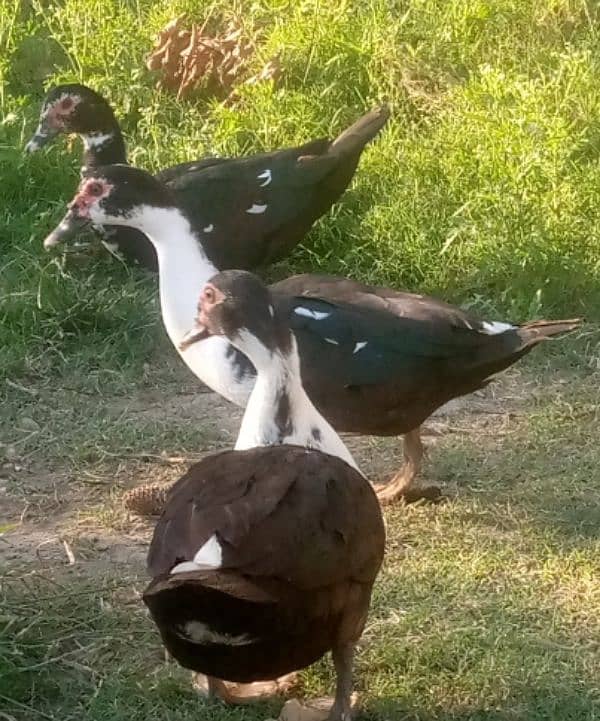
[26,84,120,153]
[43,164,176,250]
[180,270,292,360]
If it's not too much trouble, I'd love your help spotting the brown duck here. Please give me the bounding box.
[143,270,385,720]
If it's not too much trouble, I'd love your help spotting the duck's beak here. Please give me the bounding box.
[25,124,58,153]
[43,208,90,250]
[179,322,211,351]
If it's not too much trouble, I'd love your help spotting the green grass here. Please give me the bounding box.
[2,1,600,720]
[1,368,599,720]
[1,358,599,721]
[2,0,600,387]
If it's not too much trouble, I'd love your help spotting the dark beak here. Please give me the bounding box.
[43,208,91,250]
[179,323,211,351]
[25,125,59,153]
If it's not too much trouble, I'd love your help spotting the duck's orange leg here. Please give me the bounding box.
[373,428,441,504]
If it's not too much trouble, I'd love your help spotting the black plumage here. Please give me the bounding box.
[272,275,581,501]
[27,84,389,271]
[273,274,579,434]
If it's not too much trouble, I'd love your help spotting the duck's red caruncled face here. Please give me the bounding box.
[198,283,226,326]
[44,94,81,129]
[70,178,114,218]
[178,284,226,351]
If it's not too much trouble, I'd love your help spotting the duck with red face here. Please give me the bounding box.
[25,84,126,163]
[43,176,119,250]
[143,270,385,721]
[43,163,583,506]
[26,84,390,272]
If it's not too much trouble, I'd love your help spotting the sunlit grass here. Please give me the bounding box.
[2,0,600,388]
[1,2,600,719]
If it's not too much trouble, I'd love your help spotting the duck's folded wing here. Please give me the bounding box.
[274,290,522,389]
[151,137,371,269]
[148,445,383,589]
[274,273,486,323]
[158,142,330,260]
[156,157,228,184]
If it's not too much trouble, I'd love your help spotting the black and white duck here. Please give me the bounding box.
[143,269,385,721]
[26,83,389,271]
[44,165,582,503]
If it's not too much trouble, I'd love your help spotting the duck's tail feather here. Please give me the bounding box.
[517,318,583,346]
[329,105,390,156]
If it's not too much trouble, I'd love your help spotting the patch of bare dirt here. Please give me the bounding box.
[0,367,537,575]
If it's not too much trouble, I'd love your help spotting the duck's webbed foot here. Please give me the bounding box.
[373,428,442,505]
[199,673,297,704]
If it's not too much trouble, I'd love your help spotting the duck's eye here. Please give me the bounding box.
[87,181,103,197]
[203,286,216,304]
[60,97,73,110]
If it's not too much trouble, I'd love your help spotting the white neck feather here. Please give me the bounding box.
[139,209,215,338]
[82,131,114,149]
[103,205,254,405]
[234,331,359,471]
[98,204,359,470]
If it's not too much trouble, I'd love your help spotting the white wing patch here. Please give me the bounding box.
[180,621,256,646]
[293,307,331,320]
[193,534,223,567]
[246,203,267,214]
[353,341,368,354]
[269,304,275,317]
[324,337,339,345]
[203,224,214,233]
[171,561,202,574]
[257,169,272,186]
[480,321,515,335]
[170,534,223,574]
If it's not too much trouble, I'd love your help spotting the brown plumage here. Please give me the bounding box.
[143,445,384,715]
[271,274,582,502]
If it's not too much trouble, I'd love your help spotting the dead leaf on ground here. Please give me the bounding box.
[146,14,281,100]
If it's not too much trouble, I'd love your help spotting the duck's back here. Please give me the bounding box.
[144,445,384,682]
[271,274,572,434]
[160,107,389,269]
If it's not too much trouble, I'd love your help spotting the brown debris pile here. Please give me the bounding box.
[146,15,280,99]
[123,482,171,516]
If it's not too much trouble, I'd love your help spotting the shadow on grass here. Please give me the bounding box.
[368,685,598,721]
[443,433,600,546]
[0,570,281,721]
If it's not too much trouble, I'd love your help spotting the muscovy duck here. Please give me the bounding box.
[27,83,389,271]
[44,165,582,503]
[144,269,385,720]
